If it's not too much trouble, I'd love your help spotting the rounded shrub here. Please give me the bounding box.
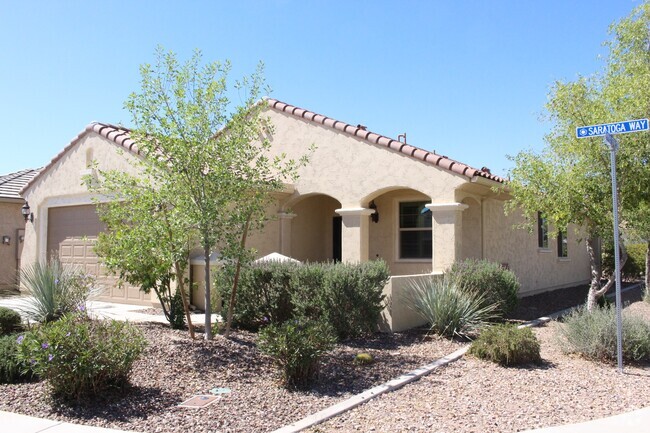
[16,313,147,400]
[406,275,498,339]
[602,242,646,280]
[469,324,541,366]
[448,259,520,318]
[0,306,23,335]
[257,317,336,388]
[560,306,650,362]
[353,352,374,365]
[0,335,34,383]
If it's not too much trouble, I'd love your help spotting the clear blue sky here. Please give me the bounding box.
[0,0,642,177]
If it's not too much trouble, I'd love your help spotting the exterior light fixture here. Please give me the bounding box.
[2,235,9,245]
[369,200,379,223]
[21,202,33,223]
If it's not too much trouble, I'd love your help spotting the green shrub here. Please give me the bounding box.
[407,275,497,339]
[602,242,646,280]
[220,260,389,339]
[560,306,650,362]
[448,259,520,318]
[19,258,96,323]
[469,324,541,366]
[0,306,23,335]
[258,318,336,388]
[0,335,34,383]
[16,313,146,400]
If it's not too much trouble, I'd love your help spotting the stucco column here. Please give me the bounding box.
[277,212,296,257]
[335,207,375,263]
[426,203,468,272]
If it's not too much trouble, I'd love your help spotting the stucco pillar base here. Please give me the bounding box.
[335,207,375,263]
[426,203,468,273]
[277,212,296,257]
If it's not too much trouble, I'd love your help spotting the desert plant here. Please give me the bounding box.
[469,324,542,366]
[257,317,336,388]
[19,258,96,323]
[0,306,23,335]
[448,259,520,318]
[0,335,34,383]
[16,312,146,400]
[559,306,650,362]
[407,275,498,339]
[353,352,374,365]
[168,290,186,330]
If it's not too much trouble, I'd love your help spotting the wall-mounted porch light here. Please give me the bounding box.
[21,202,34,223]
[369,200,379,223]
[2,235,10,245]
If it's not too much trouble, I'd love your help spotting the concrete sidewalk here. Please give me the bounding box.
[521,406,650,433]
[1,410,139,433]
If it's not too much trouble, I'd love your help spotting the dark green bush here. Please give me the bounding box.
[602,242,646,280]
[469,324,542,366]
[448,259,520,317]
[16,313,146,400]
[407,275,498,339]
[168,290,186,330]
[258,317,336,388]
[220,260,389,339]
[0,306,23,335]
[560,306,650,362]
[0,335,34,383]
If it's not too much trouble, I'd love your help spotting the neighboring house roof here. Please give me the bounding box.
[22,99,505,194]
[0,168,41,200]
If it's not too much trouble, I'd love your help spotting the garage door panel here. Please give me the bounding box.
[47,205,148,305]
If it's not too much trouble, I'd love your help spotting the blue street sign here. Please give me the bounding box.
[576,119,649,138]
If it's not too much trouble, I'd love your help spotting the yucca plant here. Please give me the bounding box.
[407,275,498,339]
[19,258,96,323]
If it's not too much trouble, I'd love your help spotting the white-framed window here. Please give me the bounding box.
[537,212,548,249]
[399,201,432,259]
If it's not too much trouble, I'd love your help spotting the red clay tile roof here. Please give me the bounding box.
[22,100,505,194]
[265,98,505,183]
[0,168,41,200]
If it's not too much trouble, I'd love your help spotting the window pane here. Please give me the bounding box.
[538,212,548,249]
[400,230,432,259]
[400,202,432,228]
[558,230,568,258]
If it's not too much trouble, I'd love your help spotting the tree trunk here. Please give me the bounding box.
[204,241,212,340]
[646,240,650,293]
[174,261,195,339]
[586,235,628,311]
[224,214,252,338]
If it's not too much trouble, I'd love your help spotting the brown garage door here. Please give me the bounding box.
[47,205,148,305]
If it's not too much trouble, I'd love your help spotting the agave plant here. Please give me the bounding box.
[19,258,97,323]
[406,274,498,339]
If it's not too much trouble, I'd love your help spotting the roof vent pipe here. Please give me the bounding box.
[397,133,407,144]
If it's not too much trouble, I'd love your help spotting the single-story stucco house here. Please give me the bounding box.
[0,168,40,291]
[19,99,591,330]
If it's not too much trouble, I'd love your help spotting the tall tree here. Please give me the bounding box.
[507,1,650,310]
[124,47,302,339]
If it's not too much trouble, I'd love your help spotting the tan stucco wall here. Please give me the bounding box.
[288,195,340,262]
[0,201,25,289]
[480,198,591,296]
[379,273,435,332]
[264,109,467,208]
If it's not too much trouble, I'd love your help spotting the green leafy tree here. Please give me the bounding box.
[507,2,650,311]
[121,47,303,339]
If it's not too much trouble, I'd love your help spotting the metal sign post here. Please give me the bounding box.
[576,119,649,374]
[604,133,624,374]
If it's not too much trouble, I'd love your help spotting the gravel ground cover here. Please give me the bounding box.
[1,284,648,433]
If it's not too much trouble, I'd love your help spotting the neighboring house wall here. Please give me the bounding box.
[0,201,25,289]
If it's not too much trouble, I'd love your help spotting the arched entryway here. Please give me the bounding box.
[288,194,342,263]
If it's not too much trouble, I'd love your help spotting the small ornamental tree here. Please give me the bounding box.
[94,47,305,339]
[506,2,650,311]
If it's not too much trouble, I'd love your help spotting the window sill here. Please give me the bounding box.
[557,257,570,262]
[537,248,552,253]
[395,258,432,263]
